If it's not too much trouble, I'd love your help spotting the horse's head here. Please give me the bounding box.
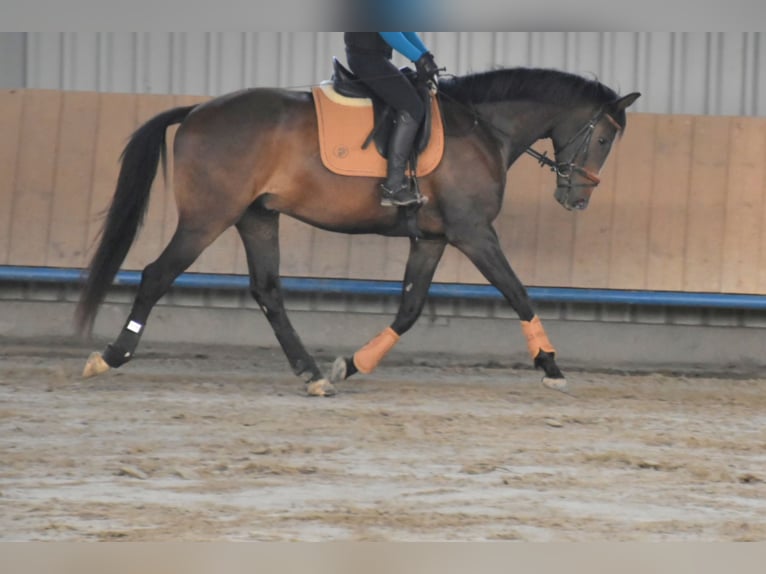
[550,92,641,211]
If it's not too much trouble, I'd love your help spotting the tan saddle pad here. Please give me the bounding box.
[311,83,445,178]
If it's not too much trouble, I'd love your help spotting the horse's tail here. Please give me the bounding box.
[75,105,197,336]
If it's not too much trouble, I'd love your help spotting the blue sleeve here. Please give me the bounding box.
[402,32,428,55]
[379,32,427,62]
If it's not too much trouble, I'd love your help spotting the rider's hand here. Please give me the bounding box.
[415,52,440,87]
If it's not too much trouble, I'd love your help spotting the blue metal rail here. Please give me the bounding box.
[2,265,766,310]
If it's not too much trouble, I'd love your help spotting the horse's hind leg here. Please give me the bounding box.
[82,224,227,378]
[450,224,567,391]
[236,207,334,397]
[331,237,446,383]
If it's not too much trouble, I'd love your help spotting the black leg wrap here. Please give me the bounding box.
[534,350,564,379]
[344,357,358,379]
[102,324,143,368]
[102,344,132,368]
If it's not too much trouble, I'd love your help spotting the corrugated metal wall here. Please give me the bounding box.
[0,33,25,89]
[19,32,766,117]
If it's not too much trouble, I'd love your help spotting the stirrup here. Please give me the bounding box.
[380,181,423,207]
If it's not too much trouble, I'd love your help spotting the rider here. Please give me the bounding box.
[344,32,440,207]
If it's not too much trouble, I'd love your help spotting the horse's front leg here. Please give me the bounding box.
[331,237,447,383]
[450,223,567,391]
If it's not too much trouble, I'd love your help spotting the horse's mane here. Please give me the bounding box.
[439,67,626,127]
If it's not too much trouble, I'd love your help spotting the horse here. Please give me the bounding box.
[76,66,640,396]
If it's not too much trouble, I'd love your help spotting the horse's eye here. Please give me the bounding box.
[598,137,608,145]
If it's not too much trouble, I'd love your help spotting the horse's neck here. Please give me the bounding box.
[475,100,564,168]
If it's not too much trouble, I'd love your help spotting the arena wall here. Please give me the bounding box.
[2,32,765,370]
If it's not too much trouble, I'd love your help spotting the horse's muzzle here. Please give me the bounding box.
[555,186,592,211]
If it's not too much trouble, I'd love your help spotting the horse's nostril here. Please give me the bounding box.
[572,199,588,210]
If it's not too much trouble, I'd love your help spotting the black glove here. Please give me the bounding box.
[415,52,440,85]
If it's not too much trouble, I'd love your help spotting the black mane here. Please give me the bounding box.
[439,67,623,124]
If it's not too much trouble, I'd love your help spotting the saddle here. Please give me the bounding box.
[331,58,433,157]
[312,58,444,178]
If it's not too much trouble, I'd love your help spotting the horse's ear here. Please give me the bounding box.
[613,92,641,111]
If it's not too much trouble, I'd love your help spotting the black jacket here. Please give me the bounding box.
[344,33,393,58]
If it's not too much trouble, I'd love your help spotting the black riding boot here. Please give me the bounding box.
[380,110,422,207]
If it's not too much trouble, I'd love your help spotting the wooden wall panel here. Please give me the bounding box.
[8,90,62,266]
[278,219,317,278]
[382,237,413,282]
[46,91,100,268]
[86,93,138,265]
[758,124,766,294]
[348,234,392,281]
[308,231,352,279]
[607,114,657,289]
[569,145,619,289]
[721,117,766,293]
[683,116,732,292]
[0,90,24,265]
[532,140,577,287]
[431,244,463,284]
[4,90,766,298]
[646,115,694,291]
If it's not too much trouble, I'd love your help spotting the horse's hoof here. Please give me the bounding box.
[306,379,336,397]
[83,352,110,379]
[542,376,568,392]
[330,356,347,384]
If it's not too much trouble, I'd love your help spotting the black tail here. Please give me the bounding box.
[75,105,196,335]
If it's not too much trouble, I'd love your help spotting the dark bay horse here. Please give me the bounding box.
[76,67,640,396]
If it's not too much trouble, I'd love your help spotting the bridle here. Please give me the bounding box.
[437,87,623,191]
[524,108,622,188]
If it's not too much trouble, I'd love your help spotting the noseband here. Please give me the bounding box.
[525,108,621,188]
